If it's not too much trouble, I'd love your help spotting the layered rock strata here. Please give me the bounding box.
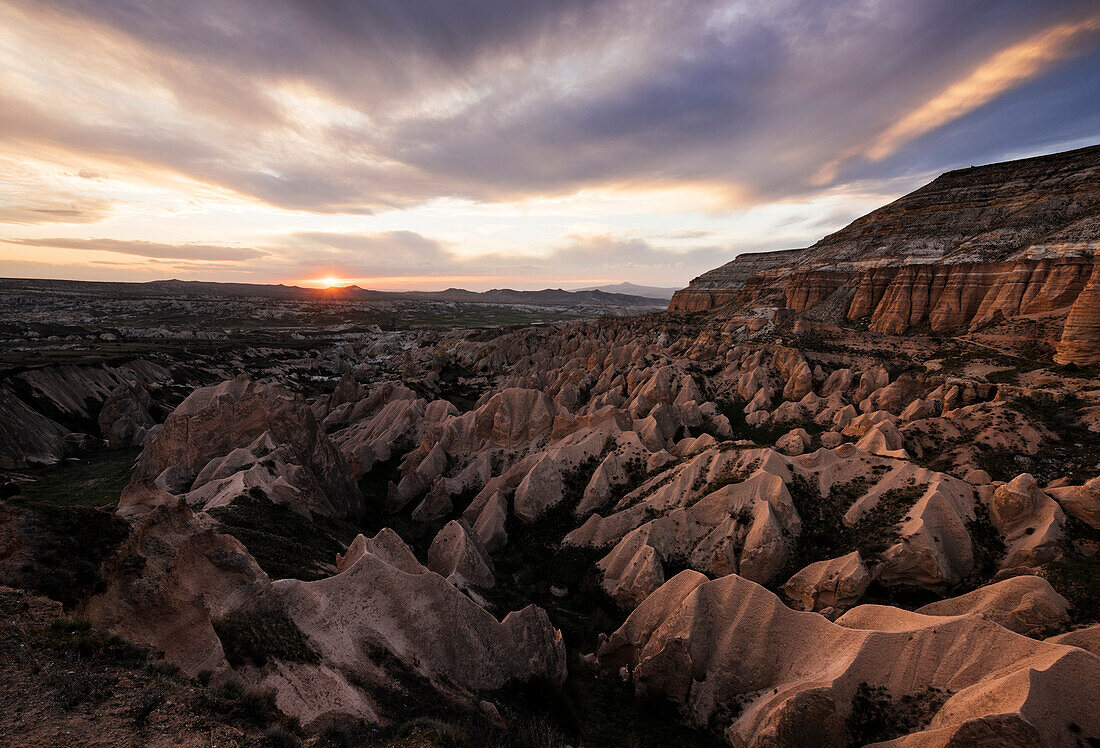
[670,144,1100,362]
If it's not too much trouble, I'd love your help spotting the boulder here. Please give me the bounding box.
[776,428,811,456]
[1048,477,1100,530]
[81,499,270,677]
[783,551,870,613]
[989,474,1064,569]
[472,490,509,552]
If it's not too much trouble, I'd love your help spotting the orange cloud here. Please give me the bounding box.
[868,17,1100,160]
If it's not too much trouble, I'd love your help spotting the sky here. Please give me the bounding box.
[1,0,1099,291]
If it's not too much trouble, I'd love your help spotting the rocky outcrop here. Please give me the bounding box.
[669,248,804,312]
[568,442,981,607]
[782,550,870,614]
[1057,258,1100,364]
[81,499,271,677]
[988,474,1064,570]
[0,387,69,467]
[119,375,362,520]
[252,537,565,726]
[914,575,1070,637]
[98,382,156,448]
[427,519,496,589]
[598,571,1100,747]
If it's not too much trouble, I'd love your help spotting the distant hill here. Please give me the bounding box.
[572,282,679,300]
[1,277,666,309]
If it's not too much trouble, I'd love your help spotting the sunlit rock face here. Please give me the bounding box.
[671,144,1100,363]
[668,248,805,312]
[597,572,1099,748]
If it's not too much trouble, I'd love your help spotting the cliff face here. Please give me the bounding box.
[671,144,1100,362]
[668,248,803,311]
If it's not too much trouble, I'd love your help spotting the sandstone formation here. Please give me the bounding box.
[913,575,1070,637]
[0,387,70,468]
[119,375,362,519]
[783,550,870,614]
[81,499,271,677]
[247,538,565,727]
[97,382,157,448]
[599,571,1100,747]
[8,191,1100,745]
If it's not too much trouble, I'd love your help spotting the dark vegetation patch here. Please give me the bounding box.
[974,395,1100,484]
[1043,558,1100,626]
[498,673,728,748]
[0,498,130,608]
[716,398,825,447]
[325,673,731,748]
[209,489,359,581]
[694,458,760,500]
[357,451,429,550]
[213,606,319,668]
[482,453,622,650]
[846,682,949,746]
[934,338,1050,378]
[193,676,296,733]
[616,464,680,512]
[778,475,927,585]
[1,446,141,508]
[963,501,1007,586]
[434,365,485,413]
[984,368,1018,385]
[406,364,485,413]
[599,454,647,512]
[349,641,459,722]
[322,713,568,748]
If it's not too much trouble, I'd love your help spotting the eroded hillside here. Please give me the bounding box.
[3,295,1099,746]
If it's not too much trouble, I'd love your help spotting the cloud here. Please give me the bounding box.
[0,198,115,225]
[867,16,1100,160]
[0,0,1096,214]
[4,237,265,261]
[266,229,732,287]
[1,0,1099,291]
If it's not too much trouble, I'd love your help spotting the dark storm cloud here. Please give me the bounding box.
[4,0,1099,211]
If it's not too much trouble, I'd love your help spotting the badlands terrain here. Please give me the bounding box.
[2,146,1100,747]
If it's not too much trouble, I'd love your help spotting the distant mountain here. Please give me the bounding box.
[572,282,679,300]
[401,286,664,307]
[1,278,666,308]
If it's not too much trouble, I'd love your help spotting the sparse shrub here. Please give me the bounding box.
[131,687,164,725]
[846,682,949,746]
[262,723,303,747]
[213,606,319,668]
